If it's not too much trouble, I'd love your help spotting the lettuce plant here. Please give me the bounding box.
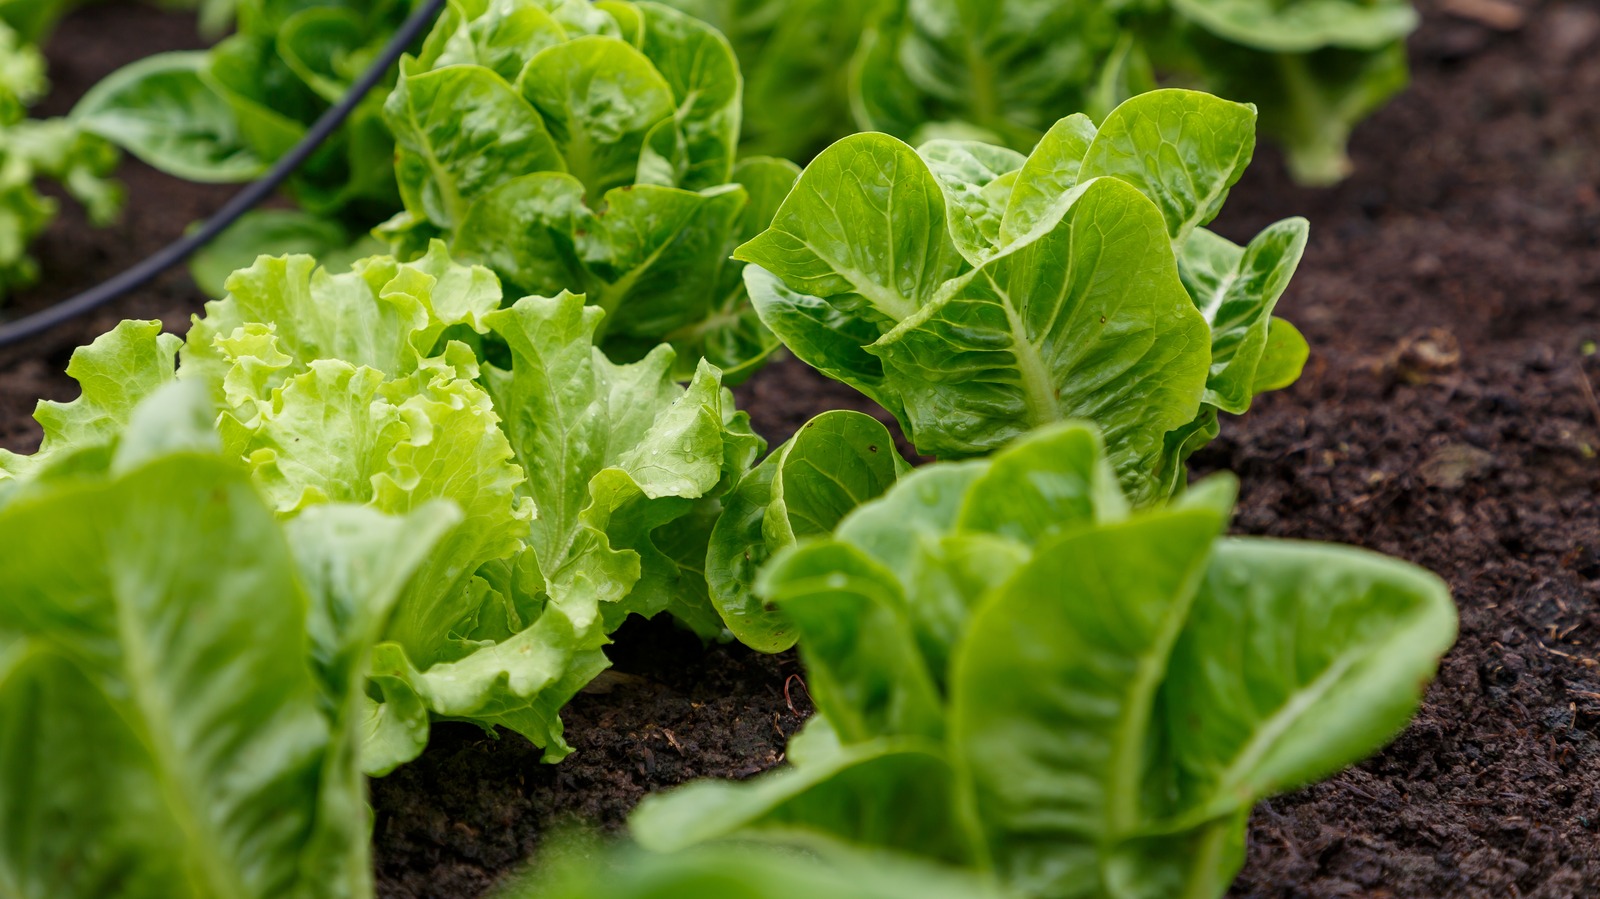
[0,20,122,300]
[377,0,795,381]
[855,0,1415,184]
[0,244,761,774]
[654,0,875,162]
[852,0,1130,151]
[0,380,450,899]
[1149,0,1415,184]
[71,0,414,256]
[636,422,1458,899]
[740,88,1308,506]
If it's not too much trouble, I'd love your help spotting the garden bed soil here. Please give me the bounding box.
[4,1,1599,896]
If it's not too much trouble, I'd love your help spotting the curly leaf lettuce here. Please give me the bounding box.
[741,89,1305,503]
[635,422,1458,898]
[0,243,760,773]
[0,381,452,899]
[380,0,795,381]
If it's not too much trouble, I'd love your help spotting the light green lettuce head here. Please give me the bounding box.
[0,241,762,773]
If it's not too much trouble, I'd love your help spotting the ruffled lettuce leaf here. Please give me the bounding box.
[0,242,761,774]
[634,422,1458,898]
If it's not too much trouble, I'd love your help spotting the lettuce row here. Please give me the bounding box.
[739,89,1308,507]
[636,422,1458,899]
[0,380,450,899]
[375,0,795,382]
[855,0,1415,184]
[0,243,761,773]
[0,20,122,300]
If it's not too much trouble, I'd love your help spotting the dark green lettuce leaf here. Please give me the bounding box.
[852,0,1126,151]
[72,0,409,210]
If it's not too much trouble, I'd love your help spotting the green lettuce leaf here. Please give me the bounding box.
[518,841,1009,899]
[852,0,1125,151]
[72,0,408,212]
[634,421,1457,898]
[654,0,874,161]
[707,410,907,652]
[0,382,450,899]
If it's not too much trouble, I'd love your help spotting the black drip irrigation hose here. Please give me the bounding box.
[0,0,446,349]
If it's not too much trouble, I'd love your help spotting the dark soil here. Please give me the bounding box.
[5,1,1600,896]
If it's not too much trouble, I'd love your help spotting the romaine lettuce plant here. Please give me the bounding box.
[653,0,875,162]
[647,0,1411,183]
[377,0,796,381]
[855,0,1414,184]
[0,243,761,774]
[0,20,122,300]
[1149,0,1415,184]
[636,422,1458,899]
[740,88,1308,506]
[0,380,450,899]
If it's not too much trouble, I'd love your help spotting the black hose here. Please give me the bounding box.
[0,0,445,349]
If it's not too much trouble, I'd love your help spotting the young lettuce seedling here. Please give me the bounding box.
[637,422,1458,899]
[0,244,762,775]
[740,88,1309,505]
[377,0,798,381]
